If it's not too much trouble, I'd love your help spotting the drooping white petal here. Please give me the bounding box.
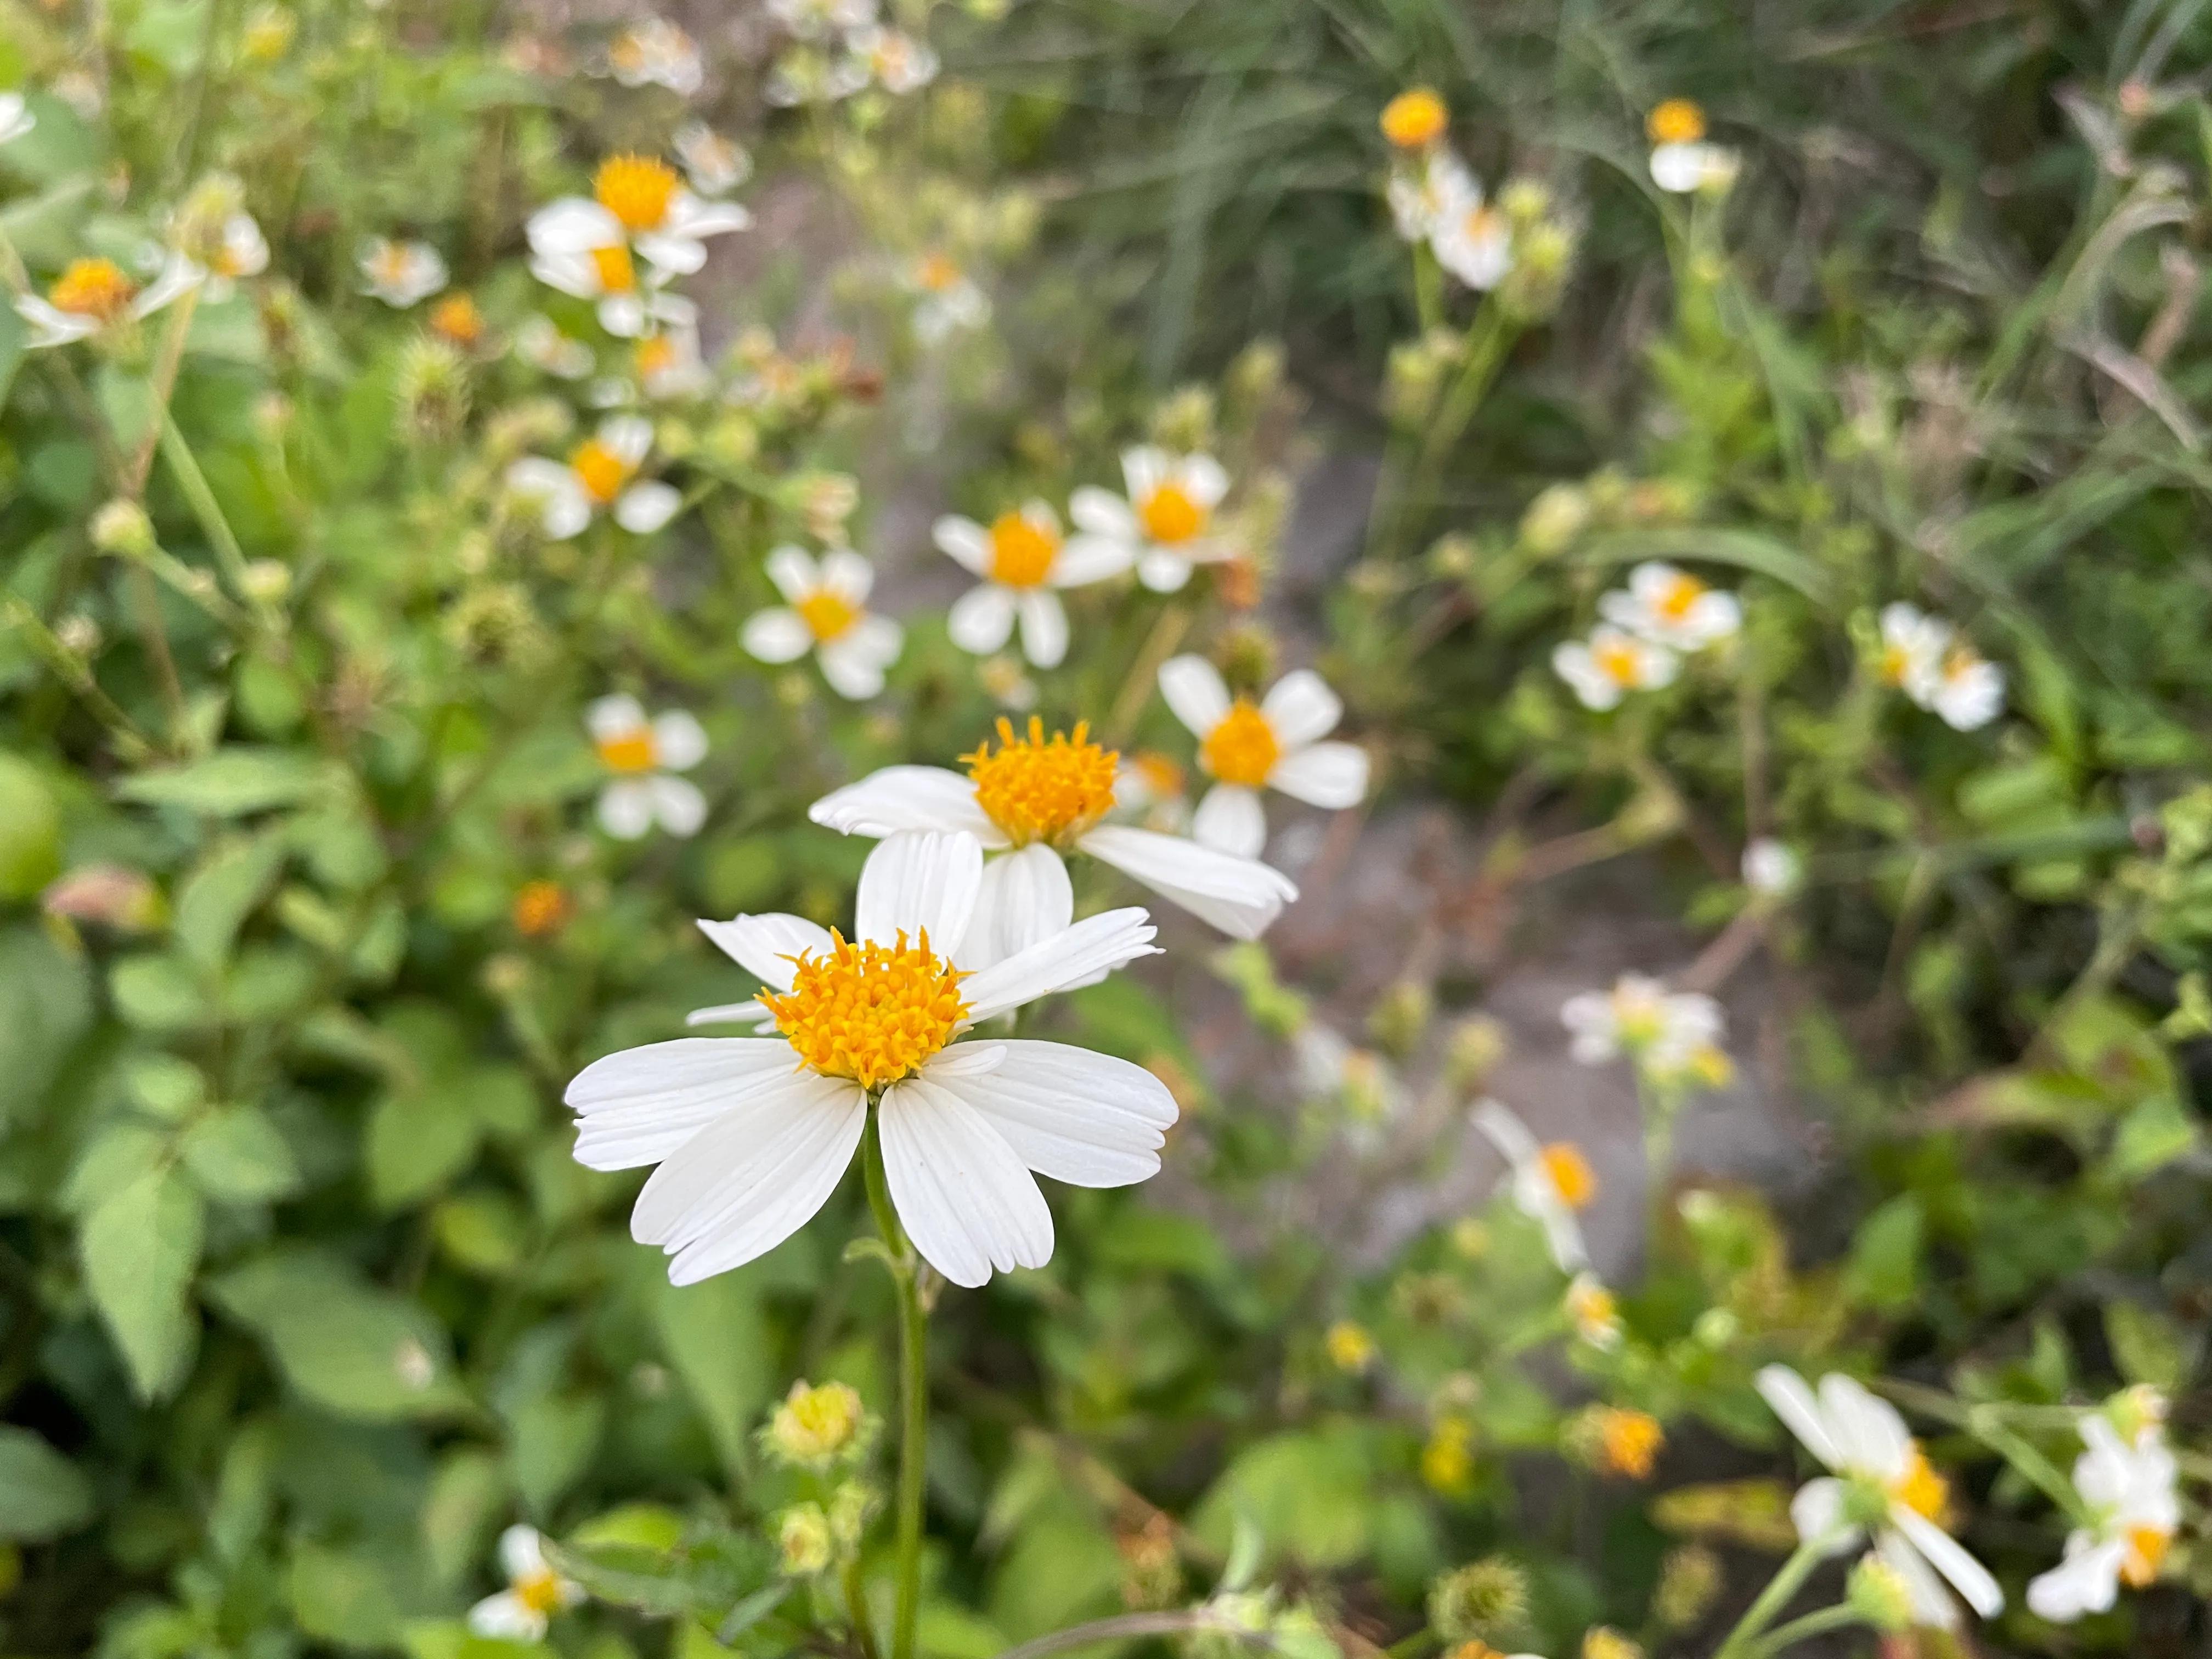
[1191,784,1267,859]
[853,830,983,952]
[1016,589,1069,668]
[960,909,1158,1022]
[1756,1365,1843,1470]
[1076,825,1296,940]
[935,1039,1176,1186]
[961,845,1074,970]
[764,545,819,603]
[1821,1373,1910,1480]
[698,913,834,991]
[566,1037,799,1170]
[2027,1533,2125,1623]
[1876,1531,1962,1629]
[1269,742,1369,809]
[468,1590,548,1641]
[1788,1477,1859,1554]
[1158,654,1232,736]
[1889,1505,2004,1617]
[878,1078,1053,1286]
[1260,669,1342,746]
[650,775,708,837]
[810,766,1002,843]
[932,515,994,575]
[652,711,709,771]
[947,583,1018,654]
[597,779,657,839]
[500,1525,548,1579]
[743,607,814,664]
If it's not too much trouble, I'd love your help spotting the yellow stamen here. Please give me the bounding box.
[762,929,967,1091]
[49,257,136,321]
[915,251,961,293]
[1878,644,1914,686]
[515,1568,565,1616]
[1596,1408,1663,1479]
[593,154,679,233]
[2122,1524,2170,1588]
[1647,99,1707,146]
[568,438,631,504]
[429,293,483,346]
[1380,88,1449,150]
[1539,1142,1598,1209]
[1594,637,1645,686]
[964,716,1120,848]
[798,590,860,641]
[512,880,571,937]
[596,729,658,773]
[1138,481,1207,545]
[1199,699,1279,788]
[1657,572,1706,622]
[1889,1446,1949,1522]
[1567,1277,1618,1335]
[589,242,637,294]
[986,510,1060,588]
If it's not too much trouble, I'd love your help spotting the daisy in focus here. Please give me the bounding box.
[1877,603,2005,731]
[15,253,200,348]
[2025,1413,2179,1621]
[741,546,904,701]
[506,415,681,538]
[567,830,1177,1288]
[935,500,1132,668]
[905,250,990,344]
[809,716,1299,957]
[467,1525,584,1641]
[1755,1367,2005,1630]
[1553,625,1678,710]
[587,695,708,840]
[1158,656,1370,860]
[1646,99,1739,195]
[358,237,447,308]
[1070,448,1233,594]
[604,18,703,94]
[1472,1098,1595,1273]
[1598,562,1742,651]
[1561,974,1725,1078]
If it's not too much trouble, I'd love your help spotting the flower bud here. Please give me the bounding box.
[1845,1553,1915,1634]
[776,1504,834,1577]
[1581,1629,1641,1659]
[1427,1556,1528,1643]
[1443,1015,1508,1091]
[1652,1544,1722,1630]
[1149,387,1216,455]
[1518,483,1590,554]
[90,499,156,558]
[1420,1417,1478,1498]
[762,1379,870,1469]
[1367,978,1433,1059]
[393,337,471,444]
[240,559,291,603]
[1324,1320,1376,1374]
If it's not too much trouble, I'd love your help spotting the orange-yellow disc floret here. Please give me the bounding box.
[569,438,632,504]
[763,930,967,1091]
[1646,99,1707,146]
[594,154,680,233]
[1138,480,1207,545]
[964,717,1120,847]
[50,257,137,321]
[988,511,1060,587]
[1539,1142,1598,1209]
[1200,700,1280,788]
[1380,88,1449,150]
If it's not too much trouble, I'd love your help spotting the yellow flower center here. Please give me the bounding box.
[2122,1523,2170,1588]
[1325,1321,1375,1372]
[1888,1446,1949,1522]
[770,1379,866,1462]
[1459,203,1503,241]
[429,293,482,345]
[1878,644,1914,686]
[594,154,679,233]
[635,334,678,379]
[569,438,632,504]
[49,257,136,320]
[916,251,961,293]
[1199,699,1280,788]
[1598,1408,1663,1479]
[608,32,647,74]
[1940,646,1980,686]
[1539,1142,1598,1209]
[1594,636,1645,686]
[964,716,1120,848]
[1380,88,1448,149]
[798,590,860,641]
[761,930,968,1091]
[1129,751,1186,799]
[1647,98,1707,146]
[515,1568,565,1616]
[987,510,1060,587]
[590,242,637,294]
[1138,481,1207,545]
[596,728,658,772]
[1657,572,1707,621]
[512,879,570,936]
[1421,1417,1476,1494]
[1567,1278,1618,1334]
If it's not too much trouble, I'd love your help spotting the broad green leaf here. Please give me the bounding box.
[119,747,335,816]
[210,1250,463,1420]
[80,1164,204,1399]
[366,1086,482,1211]
[423,1449,506,1590]
[0,1426,94,1539]
[1844,1194,1923,1310]
[180,1106,301,1203]
[287,1543,404,1649]
[173,832,288,970]
[109,952,216,1031]
[1191,1427,1375,1568]
[507,1390,603,1514]
[653,1269,771,1476]
[0,924,94,1128]
[2108,1094,2199,1182]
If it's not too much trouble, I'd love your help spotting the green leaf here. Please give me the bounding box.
[173,833,288,970]
[366,1086,482,1211]
[180,1106,301,1203]
[2105,1302,2188,1392]
[507,1390,604,1514]
[1191,1427,1375,1568]
[0,926,94,1130]
[653,1270,771,1476]
[423,1449,506,1590]
[1844,1194,1923,1311]
[80,1164,204,1399]
[109,952,216,1032]
[287,1542,404,1649]
[210,1250,462,1420]
[118,747,335,817]
[0,1426,94,1539]
[2108,1094,2199,1182]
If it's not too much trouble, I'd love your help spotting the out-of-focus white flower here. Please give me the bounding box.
[1070,448,1233,594]
[675,122,752,196]
[604,18,703,95]
[1742,837,1801,897]
[1560,974,1723,1072]
[1646,100,1739,195]
[359,238,447,308]
[741,546,904,701]
[0,92,35,145]
[935,501,1131,669]
[15,253,201,347]
[905,250,990,343]
[1387,148,1477,244]
[529,156,749,308]
[51,71,101,120]
[2027,1415,2180,1622]
[1552,625,1678,710]
[195,211,269,302]
[1114,751,1190,832]
[1158,657,1369,859]
[1472,1099,1596,1273]
[1431,185,1514,291]
[568,829,1175,1288]
[1599,562,1742,651]
[1877,602,2004,731]
[1757,1367,2005,1631]
[841,24,938,94]
[587,695,708,840]
[1296,1024,1404,1147]
[977,654,1038,712]
[516,314,595,380]
[631,324,712,400]
[1565,1271,1622,1348]
[768,0,877,38]
[506,415,681,538]
[467,1525,585,1641]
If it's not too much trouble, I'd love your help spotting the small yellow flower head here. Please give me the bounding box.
[826,1481,873,1552]
[1646,98,1707,146]
[241,3,295,60]
[1844,1554,1915,1634]
[1496,177,1551,227]
[1381,88,1450,150]
[512,879,571,938]
[1367,979,1434,1059]
[763,1379,870,1469]
[1421,1417,1477,1497]
[1426,1556,1529,1644]
[1325,1320,1377,1374]
[1570,1406,1664,1479]
[776,1503,834,1577]
[1448,1217,1491,1260]
[1581,1629,1642,1659]
[1443,1015,1508,1091]
[1652,1544,1722,1630]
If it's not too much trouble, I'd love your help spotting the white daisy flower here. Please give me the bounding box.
[768,0,877,37]
[587,695,708,840]
[1755,1367,2005,1630]
[808,716,1299,958]
[1471,1099,1596,1273]
[1069,448,1233,594]
[1876,601,1947,691]
[527,155,747,328]
[1294,1024,1404,1148]
[674,122,752,196]
[741,546,904,700]
[569,830,1177,1289]
[1564,1271,1622,1348]
[935,501,1132,669]
[1877,603,2004,731]
[0,92,35,145]
[841,24,938,94]
[630,323,712,401]
[1113,751,1191,833]
[15,252,201,348]
[1431,187,1514,291]
[506,415,681,538]
[358,237,447,308]
[467,1525,584,1642]
[1646,100,1739,195]
[605,18,703,95]
[2027,1414,2180,1622]
[1551,624,1678,710]
[1560,974,1723,1070]
[515,314,596,380]
[1598,562,1742,650]
[906,250,990,344]
[1387,148,1477,244]
[1742,837,1801,897]
[1158,656,1369,860]
[196,211,269,302]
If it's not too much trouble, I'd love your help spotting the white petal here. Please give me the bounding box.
[743,607,814,664]
[616,480,681,533]
[854,830,983,952]
[1890,1506,2004,1617]
[597,415,653,465]
[811,768,1000,842]
[1821,1373,1909,1479]
[1137,549,1194,592]
[1259,669,1342,746]
[685,1000,769,1029]
[500,1525,547,1578]
[960,909,1158,1022]
[1121,446,1167,500]
[1756,1366,1843,1470]
[588,693,648,741]
[933,515,993,575]
[1068,486,1136,539]
[1049,533,1133,587]
[1158,654,1231,737]
[2027,1534,2125,1623]
[636,231,709,276]
[566,1037,800,1170]
[528,198,623,255]
[652,711,708,771]
[650,775,708,837]
[764,544,819,603]
[1876,1531,1961,1629]
[1192,784,1267,859]
[1788,1478,1859,1554]
[947,584,1018,655]
[961,845,1074,970]
[597,780,657,839]
[935,1040,1176,1186]
[1179,453,1229,507]
[1471,1098,1541,1167]
[469,1591,547,1641]
[819,635,890,700]
[1016,589,1069,668]
[1075,825,1296,940]
[1268,742,1369,809]
[698,913,833,991]
[819,549,876,603]
[878,1079,1053,1287]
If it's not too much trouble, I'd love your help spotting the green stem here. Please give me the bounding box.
[160,413,268,620]
[1746,1604,1861,1658]
[1712,1531,1838,1659]
[861,1109,927,1659]
[843,1555,883,1659]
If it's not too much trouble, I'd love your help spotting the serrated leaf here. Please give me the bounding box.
[80,1164,203,1399]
